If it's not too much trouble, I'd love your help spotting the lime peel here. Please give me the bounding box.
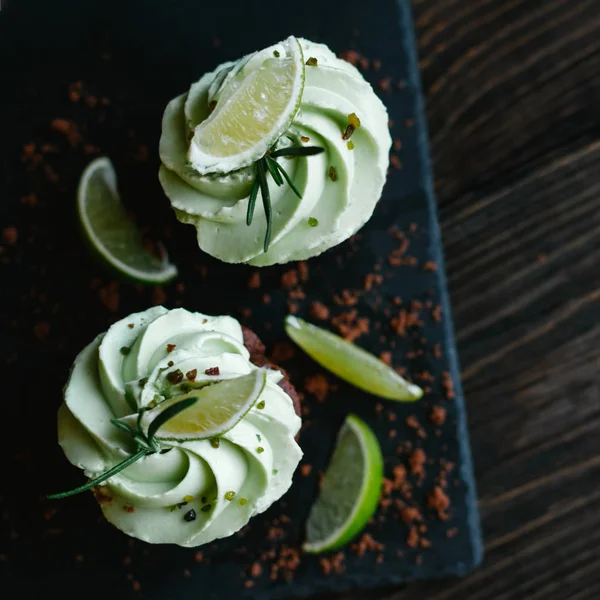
[284,316,423,401]
[303,414,383,553]
[77,157,178,284]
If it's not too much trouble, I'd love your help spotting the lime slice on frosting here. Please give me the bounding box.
[141,370,267,441]
[77,157,178,284]
[285,316,423,401]
[188,35,305,174]
[303,414,383,553]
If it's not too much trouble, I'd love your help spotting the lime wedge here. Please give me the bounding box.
[141,370,267,441]
[303,414,383,553]
[285,316,423,401]
[188,36,305,174]
[77,157,178,284]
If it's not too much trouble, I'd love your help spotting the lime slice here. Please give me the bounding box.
[78,157,178,284]
[142,370,267,441]
[304,414,383,553]
[188,36,305,174]
[285,316,423,401]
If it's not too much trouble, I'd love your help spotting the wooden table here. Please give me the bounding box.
[333,1,600,598]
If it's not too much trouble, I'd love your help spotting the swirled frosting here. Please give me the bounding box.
[158,38,391,266]
[57,307,302,546]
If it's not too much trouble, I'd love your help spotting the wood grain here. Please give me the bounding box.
[333,0,600,598]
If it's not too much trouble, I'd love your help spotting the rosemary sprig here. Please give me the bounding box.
[246,145,325,252]
[47,397,198,500]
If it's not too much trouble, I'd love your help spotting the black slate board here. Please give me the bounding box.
[0,0,482,598]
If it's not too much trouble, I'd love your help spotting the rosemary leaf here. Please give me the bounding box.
[269,157,302,199]
[270,146,325,158]
[265,156,284,186]
[246,174,260,226]
[257,158,272,252]
[111,418,137,437]
[47,448,148,499]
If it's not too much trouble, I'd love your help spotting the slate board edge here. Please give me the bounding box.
[397,0,484,571]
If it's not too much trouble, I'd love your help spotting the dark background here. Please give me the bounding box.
[2,0,600,599]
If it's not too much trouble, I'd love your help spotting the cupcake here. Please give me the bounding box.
[159,36,391,266]
[54,307,302,546]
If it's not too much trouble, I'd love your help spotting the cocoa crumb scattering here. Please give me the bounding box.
[351,533,384,557]
[50,118,81,147]
[281,269,298,289]
[309,301,329,321]
[297,261,309,282]
[304,374,330,402]
[2,227,18,245]
[319,552,345,576]
[423,261,438,272]
[379,351,392,365]
[248,272,261,289]
[300,464,312,477]
[427,486,450,520]
[390,154,402,170]
[377,77,393,91]
[406,526,419,548]
[364,273,383,290]
[331,309,369,342]
[409,448,427,482]
[429,406,447,426]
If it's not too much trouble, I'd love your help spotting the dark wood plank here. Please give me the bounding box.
[331,0,600,598]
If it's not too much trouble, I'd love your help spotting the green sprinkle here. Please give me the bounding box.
[272,469,279,475]
[308,217,319,227]
[256,433,262,442]
[274,50,280,57]
[201,496,207,504]
[256,400,265,410]
[239,497,248,506]
[347,141,355,150]
[257,447,264,454]
[224,491,236,501]
[138,377,148,387]
[183,495,194,502]
[328,166,338,182]
[201,504,212,513]
[210,437,220,448]
[306,57,318,66]
[120,346,131,356]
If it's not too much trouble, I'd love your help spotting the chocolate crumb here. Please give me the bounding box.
[309,301,329,320]
[304,374,330,402]
[205,366,220,376]
[248,272,261,289]
[429,406,446,426]
[427,486,450,520]
[2,227,18,245]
